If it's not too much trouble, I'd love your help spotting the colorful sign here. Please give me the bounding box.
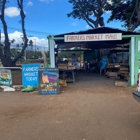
[0,69,12,86]
[64,33,122,42]
[22,64,40,87]
[38,68,59,94]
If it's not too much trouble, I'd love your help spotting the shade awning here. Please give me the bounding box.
[54,27,140,49]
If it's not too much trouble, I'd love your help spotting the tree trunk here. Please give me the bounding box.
[1,55,16,67]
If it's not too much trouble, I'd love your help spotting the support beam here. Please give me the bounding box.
[48,38,55,68]
[130,37,135,86]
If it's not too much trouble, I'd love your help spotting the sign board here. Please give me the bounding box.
[22,64,40,87]
[64,33,122,42]
[38,68,59,94]
[0,69,12,86]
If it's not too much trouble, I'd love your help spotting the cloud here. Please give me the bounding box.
[71,21,78,26]
[5,7,20,17]
[27,1,33,6]
[39,0,54,3]
[1,31,48,51]
[28,37,48,50]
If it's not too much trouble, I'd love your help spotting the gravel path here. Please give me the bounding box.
[0,71,139,140]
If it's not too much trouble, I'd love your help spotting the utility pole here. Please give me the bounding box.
[34,39,36,54]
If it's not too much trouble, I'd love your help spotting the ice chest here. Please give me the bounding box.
[38,68,59,95]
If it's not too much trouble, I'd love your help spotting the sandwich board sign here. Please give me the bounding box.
[0,69,12,86]
[38,68,59,95]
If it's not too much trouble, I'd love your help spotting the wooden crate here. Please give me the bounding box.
[67,65,75,70]
[119,67,129,71]
[107,72,118,77]
[58,66,67,69]
[115,81,128,87]
[120,63,129,66]
[58,64,68,70]
[119,71,129,74]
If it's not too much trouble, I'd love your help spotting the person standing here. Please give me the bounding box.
[72,53,79,69]
[100,55,108,75]
[110,52,117,63]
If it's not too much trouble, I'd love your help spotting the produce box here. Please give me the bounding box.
[119,67,129,71]
[58,65,68,70]
[58,64,68,70]
[67,65,75,70]
[59,79,67,87]
[106,72,118,77]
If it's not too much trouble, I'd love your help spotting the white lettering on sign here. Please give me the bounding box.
[23,67,39,71]
[64,33,122,42]
[26,77,37,81]
[24,72,38,77]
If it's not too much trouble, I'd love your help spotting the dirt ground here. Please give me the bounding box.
[0,71,140,140]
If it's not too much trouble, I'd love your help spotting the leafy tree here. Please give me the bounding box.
[11,39,15,44]
[16,44,20,51]
[105,0,140,31]
[28,40,34,50]
[67,0,108,28]
[0,0,28,67]
[28,39,34,58]
[58,47,83,59]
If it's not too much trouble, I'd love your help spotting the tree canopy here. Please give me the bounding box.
[67,0,107,28]
[105,0,140,31]
[68,0,140,31]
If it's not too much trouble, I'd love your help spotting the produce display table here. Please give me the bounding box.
[59,69,75,83]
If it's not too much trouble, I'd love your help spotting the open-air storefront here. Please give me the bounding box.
[47,27,140,86]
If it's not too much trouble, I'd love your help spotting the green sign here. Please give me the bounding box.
[0,69,12,86]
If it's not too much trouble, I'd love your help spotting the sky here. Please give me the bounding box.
[0,0,125,50]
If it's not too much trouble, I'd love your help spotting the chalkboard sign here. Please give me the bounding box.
[22,64,40,87]
[38,68,59,95]
[0,69,12,86]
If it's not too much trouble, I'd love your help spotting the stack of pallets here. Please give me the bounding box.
[106,71,118,78]
[118,63,129,80]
